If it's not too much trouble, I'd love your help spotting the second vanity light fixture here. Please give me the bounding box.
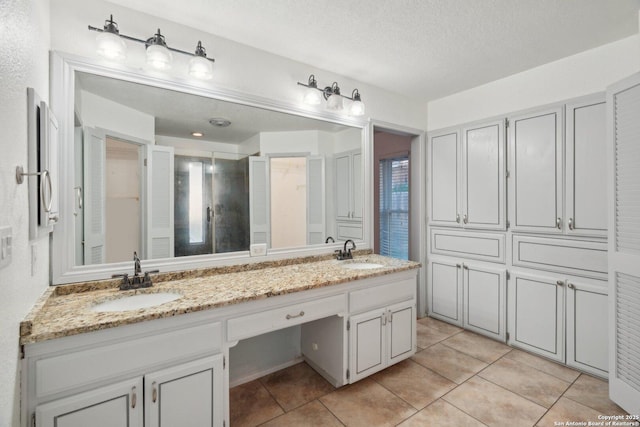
[297,75,365,117]
[89,15,215,80]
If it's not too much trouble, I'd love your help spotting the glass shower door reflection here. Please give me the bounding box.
[174,156,213,257]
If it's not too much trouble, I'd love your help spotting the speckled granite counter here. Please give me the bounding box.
[20,253,420,344]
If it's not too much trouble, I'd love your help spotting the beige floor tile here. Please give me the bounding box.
[398,399,487,426]
[504,349,580,383]
[536,397,603,427]
[320,378,416,427]
[229,380,284,427]
[479,357,571,408]
[411,343,488,384]
[372,359,457,409]
[417,316,463,336]
[564,374,627,415]
[260,400,343,427]
[441,331,511,363]
[260,362,335,411]
[416,322,455,349]
[444,376,547,427]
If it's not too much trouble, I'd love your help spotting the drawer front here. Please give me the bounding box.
[337,223,363,240]
[227,294,346,341]
[35,322,222,399]
[512,235,607,278]
[349,278,415,313]
[430,228,505,263]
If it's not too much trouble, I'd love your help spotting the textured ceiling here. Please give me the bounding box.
[106,0,639,101]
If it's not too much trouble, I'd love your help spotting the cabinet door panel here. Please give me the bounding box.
[566,98,607,236]
[352,152,362,220]
[428,260,462,325]
[335,154,351,220]
[36,378,143,427]
[389,303,415,361]
[510,109,563,233]
[430,131,460,226]
[567,280,608,376]
[463,121,505,229]
[350,309,385,381]
[508,272,563,361]
[464,264,505,340]
[145,355,223,427]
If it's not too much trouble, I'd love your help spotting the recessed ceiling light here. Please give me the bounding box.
[209,118,231,127]
[191,131,204,137]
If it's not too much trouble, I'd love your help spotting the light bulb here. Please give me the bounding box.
[146,44,172,70]
[96,31,126,61]
[189,55,213,80]
[303,87,322,105]
[326,94,344,111]
[349,100,365,116]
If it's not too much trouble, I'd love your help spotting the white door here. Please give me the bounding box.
[607,73,640,414]
[83,127,106,265]
[429,130,460,227]
[509,107,564,233]
[335,153,351,221]
[36,377,143,427]
[461,120,505,230]
[351,151,362,220]
[145,355,223,427]
[566,278,608,377]
[388,301,415,362]
[508,271,564,362]
[307,156,325,245]
[566,95,607,237]
[463,263,506,341]
[428,258,463,326]
[146,145,174,259]
[349,308,386,382]
[249,156,270,245]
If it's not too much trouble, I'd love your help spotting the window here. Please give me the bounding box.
[379,157,409,259]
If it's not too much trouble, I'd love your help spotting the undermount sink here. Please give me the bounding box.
[91,292,182,312]
[341,262,385,270]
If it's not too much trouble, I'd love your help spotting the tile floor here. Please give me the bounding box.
[229,317,629,426]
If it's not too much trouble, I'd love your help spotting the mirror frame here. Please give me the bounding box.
[50,52,372,285]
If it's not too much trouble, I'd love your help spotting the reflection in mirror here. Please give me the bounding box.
[72,71,362,266]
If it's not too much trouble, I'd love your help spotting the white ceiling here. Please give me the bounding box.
[106,0,639,101]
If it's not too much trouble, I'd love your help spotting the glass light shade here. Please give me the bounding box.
[96,31,126,61]
[146,44,173,70]
[349,100,365,116]
[189,55,213,80]
[326,94,344,111]
[303,87,322,105]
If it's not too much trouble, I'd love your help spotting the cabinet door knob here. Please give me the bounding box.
[456,263,461,268]
[456,213,460,223]
[568,218,574,230]
[463,214,468,224]
[463,264,469,270]
[152,381,157,403]
[567,282,575,289]
[131,386,137,409]
[556,280,564,287]
[556,217,562,230]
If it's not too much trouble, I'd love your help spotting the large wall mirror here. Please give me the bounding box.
[51,55,368,283]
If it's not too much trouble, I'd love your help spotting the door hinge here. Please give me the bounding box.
[346,320,350,331]
[223,356,226,370]
[346,369,350,380]
[144,158,148,167]
[32,413,36,427]
[506,220,510,229]
[506,270,510,280]
[223,420,226,427]
[506,332,510,341]
[506,170,510,178]
[505,118,510,128]
[20,344,25,359]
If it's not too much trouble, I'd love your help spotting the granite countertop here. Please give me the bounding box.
[20,253,420,345]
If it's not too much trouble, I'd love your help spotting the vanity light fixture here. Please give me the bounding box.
[89,15,215,79]
[297,75,365,116]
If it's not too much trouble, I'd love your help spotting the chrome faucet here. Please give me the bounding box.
[335,239,356,260]
[112,251,159,290]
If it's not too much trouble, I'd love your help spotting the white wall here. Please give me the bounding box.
[0,2,51,427]
[427,35,640,130]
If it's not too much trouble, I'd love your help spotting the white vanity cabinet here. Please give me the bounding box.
[428,119,506,230]
[35,377,143,427]
[348,277,416,382]
[428,257,506,340]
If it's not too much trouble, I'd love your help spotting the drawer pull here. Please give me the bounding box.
[152,382,157,403]
[286,311,305,320]
[131,386,137,409]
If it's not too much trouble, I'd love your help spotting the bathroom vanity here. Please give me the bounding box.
[20,254,419,427]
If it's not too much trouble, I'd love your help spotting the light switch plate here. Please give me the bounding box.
[249,243,267,257]
[0,226,12,270]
